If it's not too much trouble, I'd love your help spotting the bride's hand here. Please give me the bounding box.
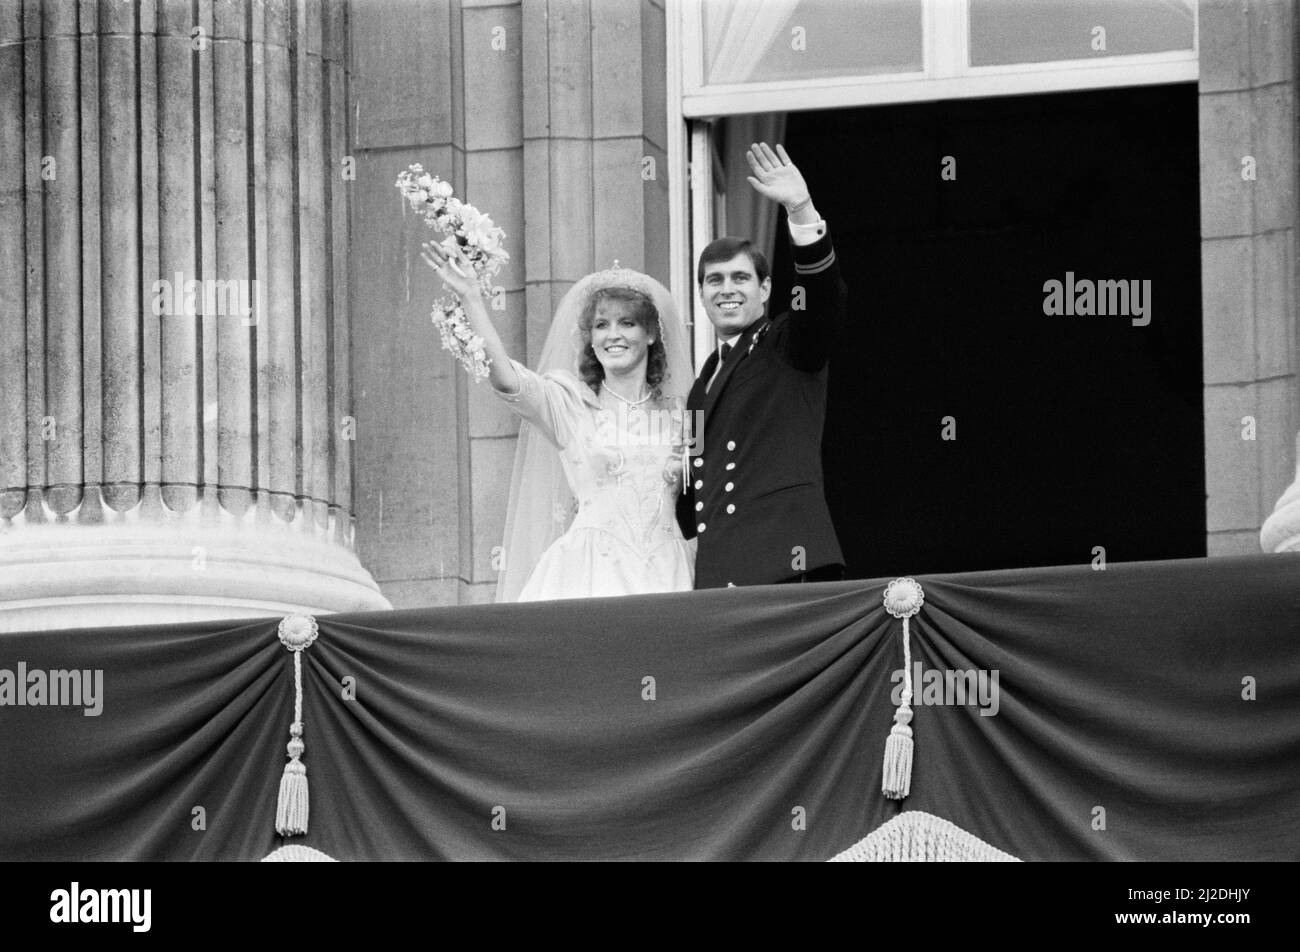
[421,241,482,303]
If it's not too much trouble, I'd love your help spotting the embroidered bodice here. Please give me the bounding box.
[496,360,687,559]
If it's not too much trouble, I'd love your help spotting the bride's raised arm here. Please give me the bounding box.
[420,240,521,395]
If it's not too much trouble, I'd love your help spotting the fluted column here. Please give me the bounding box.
[0,0,389,631]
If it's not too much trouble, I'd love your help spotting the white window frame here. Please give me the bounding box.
[666,0,1198,366]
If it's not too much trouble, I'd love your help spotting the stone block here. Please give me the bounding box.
[1207,528,1263,556]
[0,0,21,45]
[350,0,452,148]
[1200,236,1254,384]
[1197,0,1251,93]
[1251,82,1294,234]
[469,434,517,583]
[593,136,648,271]
[524,280,554,367]
[1254,228,1293,378]
[1248,0,1292,87]
[592,0,643,138]
[379,576,460,609]
[43,0,77,33]
[450,0,465,147]
[323,0,346,63]
[547,0,591,138]
[457,578,499,605]
[299,0,322,56]
[263,0,290,46]
[99,0,136,35]
[354,356,462,581]
[523,136,551,280]
[640,0,667,151]
[521,0,549,138]
[1255,373,1297,525]
[642,139,670,284]
[1204,382,1261,531]
[462,4,523,152]
[1198,90,1253,239]
[548,138,594,280]
[212,0,246,40]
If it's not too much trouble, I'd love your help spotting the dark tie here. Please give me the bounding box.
[705,342,732,394]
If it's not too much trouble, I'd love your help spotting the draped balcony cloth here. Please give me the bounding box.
[1,552,1298,861]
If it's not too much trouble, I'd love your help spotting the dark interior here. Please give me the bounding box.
[762,84,1205,578]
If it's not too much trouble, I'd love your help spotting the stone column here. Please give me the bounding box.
[0,0,390,631]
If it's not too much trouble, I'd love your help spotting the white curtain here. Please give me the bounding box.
[723,112,789,268]
[705,0,802,84]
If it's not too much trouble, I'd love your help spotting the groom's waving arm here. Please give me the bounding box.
[745,143,847,372]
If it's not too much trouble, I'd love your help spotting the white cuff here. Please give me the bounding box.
[788,218,827,246]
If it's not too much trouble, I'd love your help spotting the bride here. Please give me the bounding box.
[421,241,696,601]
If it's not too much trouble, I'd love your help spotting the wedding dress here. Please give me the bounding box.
[494,362,694,600]
[491,267,697,602]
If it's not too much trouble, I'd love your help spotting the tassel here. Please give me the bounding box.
[882,697,914,799]
[276,726,309,835]
[881,578,925,801]
[275,614,319,837]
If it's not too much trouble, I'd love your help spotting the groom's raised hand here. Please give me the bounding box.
[745,142,818,224]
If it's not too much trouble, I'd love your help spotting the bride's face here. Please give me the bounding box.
[590,299,655,377]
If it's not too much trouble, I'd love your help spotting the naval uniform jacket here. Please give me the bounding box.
[677,228,847,588]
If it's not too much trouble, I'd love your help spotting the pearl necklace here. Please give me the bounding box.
[603,380,651,408]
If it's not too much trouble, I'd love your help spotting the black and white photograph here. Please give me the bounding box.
[0,0,1295,915]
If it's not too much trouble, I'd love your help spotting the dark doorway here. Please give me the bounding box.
[767,84,1204,578]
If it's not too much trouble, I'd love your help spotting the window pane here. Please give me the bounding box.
[702,0,923,85]
[969,0,1195,67]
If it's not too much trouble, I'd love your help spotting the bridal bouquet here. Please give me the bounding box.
[395,164,510,382]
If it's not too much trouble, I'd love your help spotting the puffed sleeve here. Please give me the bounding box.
[490,358,585,450]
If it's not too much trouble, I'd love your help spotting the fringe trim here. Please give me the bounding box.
[261,844,338,862]
[828,811,1021,862]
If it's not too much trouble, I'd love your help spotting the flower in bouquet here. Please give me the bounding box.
[396,164,510,383]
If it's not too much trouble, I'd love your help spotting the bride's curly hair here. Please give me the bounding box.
[578,287,667,399]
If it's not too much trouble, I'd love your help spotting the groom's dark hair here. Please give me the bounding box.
[696,236,770,286]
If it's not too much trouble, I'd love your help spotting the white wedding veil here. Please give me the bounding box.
[496,267,694,602]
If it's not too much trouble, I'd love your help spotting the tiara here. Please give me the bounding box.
[586,260,659,299]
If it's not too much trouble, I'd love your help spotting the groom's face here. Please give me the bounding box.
[700,253,771,338]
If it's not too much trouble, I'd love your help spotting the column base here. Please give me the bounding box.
[0,486,391,633]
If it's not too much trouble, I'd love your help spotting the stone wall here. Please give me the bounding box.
[1198,0,1299,554]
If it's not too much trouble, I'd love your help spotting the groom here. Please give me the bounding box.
[677,142,847,588]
